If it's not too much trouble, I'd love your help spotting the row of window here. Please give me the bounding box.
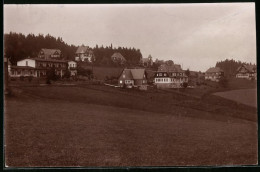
[156,72,184,77]
[69,63,76,67]
[155,78,187,82]
[38,62,66,68]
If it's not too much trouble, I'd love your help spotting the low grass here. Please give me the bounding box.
[4,85,257,167]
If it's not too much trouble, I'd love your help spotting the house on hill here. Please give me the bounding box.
[205,67,224,82]
[236,64,257,80]
[140,55,153,67]
[111,52,126,65]
[75,45,94,62]
[154,63,188,88]
[38,48,62,60]
[118,68,147,87]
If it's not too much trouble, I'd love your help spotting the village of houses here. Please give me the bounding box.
[6,45,257,91]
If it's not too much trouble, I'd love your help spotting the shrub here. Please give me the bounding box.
[219,77,229,88]
[20,76,24,81]
[182,82,188,88]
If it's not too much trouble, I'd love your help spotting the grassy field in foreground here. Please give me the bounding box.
[4,85,257,167]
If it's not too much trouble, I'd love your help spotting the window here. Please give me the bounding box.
[164,73,166,76]
[159,73,162,76]
[120,80,122,84]
[123,74,125,78]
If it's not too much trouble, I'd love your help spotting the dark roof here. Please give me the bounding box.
[40,49,61,55]
[75,45,92,54]
[158,64,183,72]
[121,68,146,80]
[206,67,223,73]
[237,64,256,72]
[111,52,126,61]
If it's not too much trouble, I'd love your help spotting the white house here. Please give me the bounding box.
[205,67,224,82]
[154,64,188,88]
[68,61,77,76]
[75,45,94,62]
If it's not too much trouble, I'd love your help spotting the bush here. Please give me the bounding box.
[219,77,229,88]
[20,76,24,81]
[182,82,188,88]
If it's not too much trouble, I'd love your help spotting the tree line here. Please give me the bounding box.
[4,32,77,65]
[4,32,143,67]
[215,59,255,78]
[92,44,143,67]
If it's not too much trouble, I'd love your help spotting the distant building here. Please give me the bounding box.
[9,58,76,78]
[68,61,77,76]
[111,52,126,65]
[75,45,94,62]
[236,64,257,80]
[140,55,153,67]
[205,67,224,82]
[118,68,147,87]
[154,64,188,88]
[38,48,62,60]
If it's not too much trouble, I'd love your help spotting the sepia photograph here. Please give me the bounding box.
[3,3,257,167]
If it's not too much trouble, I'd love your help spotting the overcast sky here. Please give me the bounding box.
[4,3,256,71]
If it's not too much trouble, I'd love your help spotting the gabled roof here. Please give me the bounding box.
[130,69,146,79]
[76,45,91,54]
[121,69,133,79]
[158,64,183,72]
[206,67,223,73]
[121,68,146,80]
[40,49,61,55]
[111,52,126,61]
[237,64,256,72]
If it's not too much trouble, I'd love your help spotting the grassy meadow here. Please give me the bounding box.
[4,81,257,167]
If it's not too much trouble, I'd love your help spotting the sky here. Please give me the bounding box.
[4,3,256,71]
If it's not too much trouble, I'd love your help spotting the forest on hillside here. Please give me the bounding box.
[215,59,255,77]
[4,32,77,64]
[4,32,143,66]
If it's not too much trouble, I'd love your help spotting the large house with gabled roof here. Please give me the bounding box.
[236,64,257,80]
[140,55,153,67]
[205,67,224,82]
[38,48,62,60]
[75,45,94,62]
[9,57,77,78]
[111,52,126,65]
[154,63,188,88]
[118,68,147,87]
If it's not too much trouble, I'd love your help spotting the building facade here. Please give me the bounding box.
[205,67,224,82]
[118,68,147,87]
[111,52,126,65]
[154,64,188,88]
[9,58,76,78]
[140,55,153,67]
[38,49,62,60]
[236,64,257,80]
[75,45,94,62]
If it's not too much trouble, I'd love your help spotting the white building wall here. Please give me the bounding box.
[68,61,77,68]
[17,59,36,68]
